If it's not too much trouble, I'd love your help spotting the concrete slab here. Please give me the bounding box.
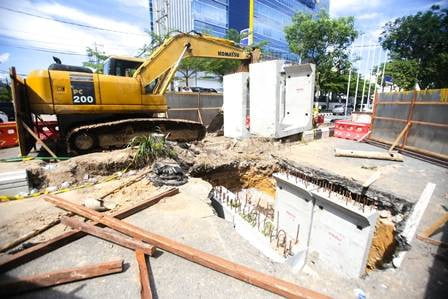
[276,137,448,206]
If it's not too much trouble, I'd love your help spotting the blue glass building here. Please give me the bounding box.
[232,0,329,60]
[149,0,229,38]
[149,0,329,59]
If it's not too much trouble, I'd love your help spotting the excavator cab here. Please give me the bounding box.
[103,56,144,77]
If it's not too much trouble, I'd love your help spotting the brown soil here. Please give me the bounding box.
[29,148,136,189]
[366,217,397,270]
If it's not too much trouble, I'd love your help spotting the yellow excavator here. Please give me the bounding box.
[10,33,258,155]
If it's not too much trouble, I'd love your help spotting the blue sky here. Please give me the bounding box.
[0,0,446,80]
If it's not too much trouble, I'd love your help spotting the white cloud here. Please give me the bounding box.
[358,12,380,20]
[0,52,10,63]
[330,0,383,17]
[0,0,148,57]
[114,0,148,9]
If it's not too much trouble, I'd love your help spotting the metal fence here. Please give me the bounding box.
[166,92,223,126]
[368,89,448,162]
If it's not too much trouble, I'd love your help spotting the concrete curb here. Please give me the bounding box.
[300,126,334,142]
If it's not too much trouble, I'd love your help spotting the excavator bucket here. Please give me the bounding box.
[10,67,35,156]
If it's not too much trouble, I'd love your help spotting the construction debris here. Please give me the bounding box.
[150,160,188,186]
[0,259,123,296]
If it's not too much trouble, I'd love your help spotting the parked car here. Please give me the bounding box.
[179,86,218,93]
[332,104,345,115]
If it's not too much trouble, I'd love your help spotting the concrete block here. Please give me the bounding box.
[223,72,249,139]
[320,127,330,138]
[273,173,378,278]
[0,170,29,196]
[210,187,307,272]
[249,61,315,138]
[301,130,314,142]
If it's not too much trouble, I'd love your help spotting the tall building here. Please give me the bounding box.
[149,0,229,38]
[232,0,329,60]
[149,1,328,60]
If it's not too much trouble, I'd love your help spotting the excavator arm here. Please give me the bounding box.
[133,33,256,95]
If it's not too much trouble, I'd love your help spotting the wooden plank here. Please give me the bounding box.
[0,259,123,296]
[0,188,178,273]
[418,212,448,238]
[416,212,448,248]
[334,148,404,162]
[61,216,156,256]
[135,249,152,299]
[416,235,448,248]
[22,121,59,160]
[44,194,330,299]
[0,219,60,253]
[388,122,411,153]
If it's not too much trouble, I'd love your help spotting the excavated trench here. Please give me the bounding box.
[190,157,412,271]
[28,146,412,272]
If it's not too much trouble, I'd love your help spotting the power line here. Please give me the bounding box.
[0,32,139,53]
[0,43,87,56]
[0,69,26,76]
[0,6,147,37]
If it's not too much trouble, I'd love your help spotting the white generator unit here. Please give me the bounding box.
[249,60,315,138]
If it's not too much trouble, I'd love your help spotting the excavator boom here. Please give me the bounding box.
[133,33,253,92]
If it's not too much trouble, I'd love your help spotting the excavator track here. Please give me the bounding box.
[66,118,206,154]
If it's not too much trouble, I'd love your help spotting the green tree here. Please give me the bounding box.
[82,46,108,73]
[376,59,419,90]
[379,5,448,88]
[284,10,358,95]
[0,83,11,102]
[175,57,205,87]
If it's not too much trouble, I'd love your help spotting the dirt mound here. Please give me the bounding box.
[31,148,135,188]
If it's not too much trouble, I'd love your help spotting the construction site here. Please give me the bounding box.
[0,14,447,299]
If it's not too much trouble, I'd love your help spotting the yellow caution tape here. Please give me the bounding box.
[0,170,128,202]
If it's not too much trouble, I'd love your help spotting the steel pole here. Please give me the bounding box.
[360,44,372,111]
[353,35,364,112]
[367,46,377,109]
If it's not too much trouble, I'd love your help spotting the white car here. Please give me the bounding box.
[332,104,345,115]
[0,111,8,122]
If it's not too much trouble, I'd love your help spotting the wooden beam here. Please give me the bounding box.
[418,212,448,238]
[0,259,123,296]
[0,188,178,273]
[388,122,411,153]
[44,195,329,299]
[334,148,404,162]
[416,212,448,248]
[61,216,156,256]
[22,121,59,160]
[135,249,152,299]
[0,219,60,253]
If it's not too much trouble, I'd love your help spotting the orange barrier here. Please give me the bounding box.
[0,121,59,149]
[0,122,19,148]
[334,120,370,141]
